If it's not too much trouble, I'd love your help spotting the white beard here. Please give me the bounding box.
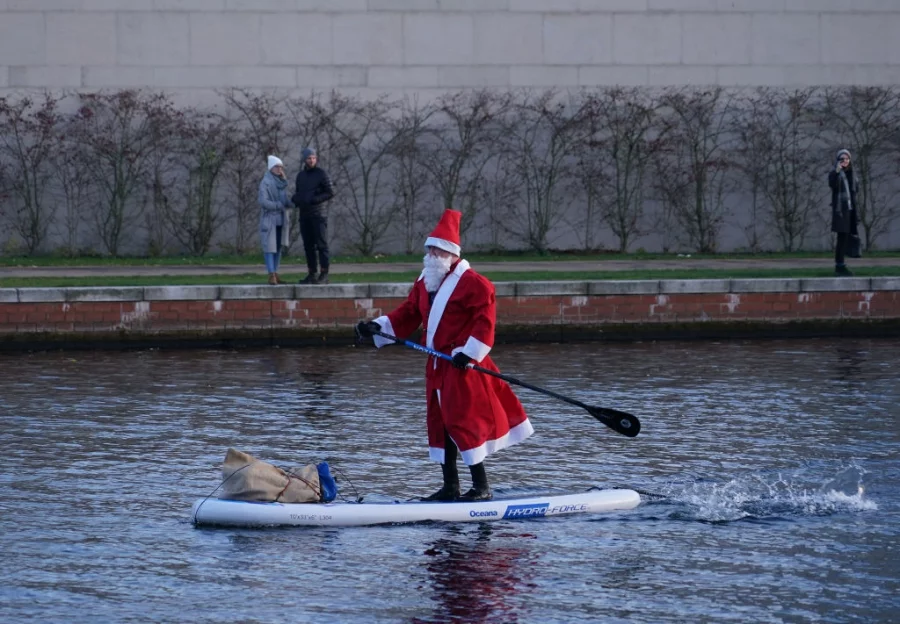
[423,253,453,293]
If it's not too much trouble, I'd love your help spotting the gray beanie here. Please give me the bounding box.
[301,147,316,159]
[836,149,851,162]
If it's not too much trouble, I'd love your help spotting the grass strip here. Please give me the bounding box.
[2,250,899,268]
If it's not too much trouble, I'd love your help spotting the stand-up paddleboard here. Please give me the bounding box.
[191,488,641,528]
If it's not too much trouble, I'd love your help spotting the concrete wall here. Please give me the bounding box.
[1,1,899,99]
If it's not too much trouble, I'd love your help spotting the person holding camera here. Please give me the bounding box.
[829,148,861,276]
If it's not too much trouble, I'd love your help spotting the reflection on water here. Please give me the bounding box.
[414,525,535,624]
[0,338,898,622]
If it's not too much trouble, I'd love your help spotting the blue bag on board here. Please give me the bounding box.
[317,462,338,502]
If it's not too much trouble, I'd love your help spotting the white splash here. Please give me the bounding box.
[656,463,877,523]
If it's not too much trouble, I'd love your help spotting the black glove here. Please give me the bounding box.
[452,352,472,371]
[355,320,381,340]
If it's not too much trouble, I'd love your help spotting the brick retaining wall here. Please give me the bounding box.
[1,278,899,350]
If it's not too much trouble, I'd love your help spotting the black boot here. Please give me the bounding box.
[835,264,853,277]
[422,461,459,502]
[422,432,460,502]
[458,462,492,502]
[315,271,329,285]
[299,272,317,284]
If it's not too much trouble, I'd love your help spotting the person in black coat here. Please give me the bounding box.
[829,148,860,276]
[292,147,335,284]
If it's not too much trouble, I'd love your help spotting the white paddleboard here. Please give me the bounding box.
[190,488,641,528]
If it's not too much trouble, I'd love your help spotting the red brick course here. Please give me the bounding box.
[2,290,899,339]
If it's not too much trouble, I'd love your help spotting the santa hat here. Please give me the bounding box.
[267,155,283,170]
[425,209,462,256]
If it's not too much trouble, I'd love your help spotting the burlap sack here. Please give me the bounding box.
[220,448,321,504]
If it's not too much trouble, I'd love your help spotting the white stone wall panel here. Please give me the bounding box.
[8,65,82,87]
[259,13,333,65]
[751,13,820,66]
[332,13,403,65]
[46,12,117,66]
[510,65,579,87]
[118,12,191,66]
[189,13,261,65]
[403,14,474,65]
[820,14,899,66]
[368,65,439,88]
[473,14,543,65]
[543,15,613,65]
[0,12,45,66]
[613,14,681,65]
[296,65,367,87]
[682,14,752,66]
[0,4,899,96]
[578,65,648,86]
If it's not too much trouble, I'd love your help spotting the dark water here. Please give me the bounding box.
[1,338,897,623]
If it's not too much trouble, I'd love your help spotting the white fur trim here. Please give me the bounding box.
[371,315,395,348]
[429,446,446,463]
[458,418,535,466]
[426,260,469,350]
[424,236,460,257]
[462,336,491,362]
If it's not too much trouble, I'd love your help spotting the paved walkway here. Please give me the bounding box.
[2,256,899,278]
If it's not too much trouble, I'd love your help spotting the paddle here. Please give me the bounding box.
[369,329,641,438]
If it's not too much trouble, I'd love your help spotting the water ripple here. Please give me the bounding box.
[1,338,898,623]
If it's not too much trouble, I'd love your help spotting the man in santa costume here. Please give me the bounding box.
[356,209,534,502]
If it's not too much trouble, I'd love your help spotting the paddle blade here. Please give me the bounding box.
[589,406,641,437]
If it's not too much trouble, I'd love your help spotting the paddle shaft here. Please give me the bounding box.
[370,329,640,437]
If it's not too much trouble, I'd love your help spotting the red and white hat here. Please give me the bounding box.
[425,209,462,256]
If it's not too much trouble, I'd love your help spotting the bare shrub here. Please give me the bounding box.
[220,89,288,158]
[163,111,232,256]
[652,87,739,253]
[52,113,96,256]
[575,87,659,252]
[0,93,62,254]
[71,90,177,256]
[322,93,406,255]
[419,90,513,239]
[500,90,587,253]
[734,88,827,251]
[386,97,434,254]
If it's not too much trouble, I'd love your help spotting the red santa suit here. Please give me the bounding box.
[373,259,534,466]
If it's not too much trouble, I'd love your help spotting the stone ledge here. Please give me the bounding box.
[16,288,68,303]
[871,277,900,291]
[588,280,658,295]
[659,279,731,294]
[143,285,221,301]
[494,282,517,297]
[729,278,801,293]
[219,285,293,300]
[368,283,414,298]
[515,281,589,296]
[3,277,899,303]
[800,277,871,292]
[296,284,370,299]
[0,289,18,303]
[65,287,145,302]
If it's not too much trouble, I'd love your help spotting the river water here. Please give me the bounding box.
[1,338,897,623]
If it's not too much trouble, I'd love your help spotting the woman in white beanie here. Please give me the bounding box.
[258,155,293,284]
